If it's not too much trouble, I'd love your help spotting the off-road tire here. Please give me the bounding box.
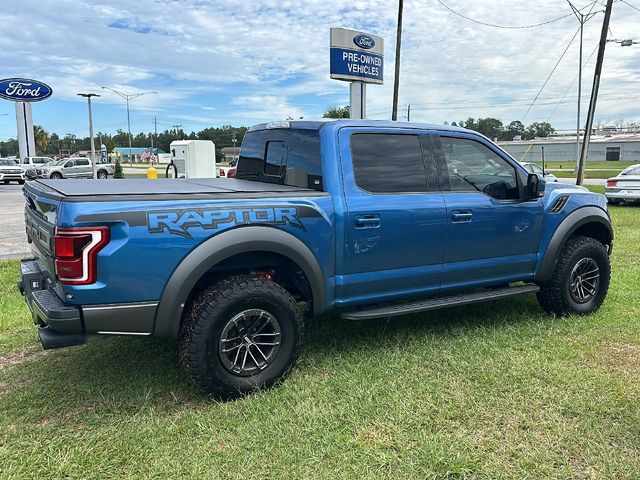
[537,236,610,316]
[179,275,304,399]
[50,172,63,180]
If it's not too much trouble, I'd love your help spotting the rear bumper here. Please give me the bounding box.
[605,188,640,201]
[19,258,158,349]
[19,258,85,349]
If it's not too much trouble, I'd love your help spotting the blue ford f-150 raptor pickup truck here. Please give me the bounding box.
[19,120,613,398]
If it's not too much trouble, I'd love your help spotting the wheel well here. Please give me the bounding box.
[184,251,314,319]
[569,221,612,248]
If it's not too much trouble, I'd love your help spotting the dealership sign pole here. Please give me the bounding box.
[0,78,53,161]
[330,28,383,119]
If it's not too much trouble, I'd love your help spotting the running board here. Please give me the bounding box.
[341,285,540,321]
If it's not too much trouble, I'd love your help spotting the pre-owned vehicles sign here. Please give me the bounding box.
[0,78,53,102]
[330,28,384,84]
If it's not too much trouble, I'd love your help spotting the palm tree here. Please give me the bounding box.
[323,106,350,119]
[33,125,49,155]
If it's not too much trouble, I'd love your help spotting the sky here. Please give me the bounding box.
[0,0,638,141]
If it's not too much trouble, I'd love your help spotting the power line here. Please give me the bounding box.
[620,0,640,13]
[521,25,582,121]
[546,42,600,121]
[434,0,597,29]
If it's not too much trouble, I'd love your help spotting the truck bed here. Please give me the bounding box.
[26,178,323,201]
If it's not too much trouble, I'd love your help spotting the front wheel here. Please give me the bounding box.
[50,172,63,180]
[537,236,610,316]
[180,275,304,399]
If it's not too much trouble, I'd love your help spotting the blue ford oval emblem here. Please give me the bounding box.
[353,34,375,50]
[0,78,53,102]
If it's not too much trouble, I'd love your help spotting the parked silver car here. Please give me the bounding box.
[520,162,559,182]
[0,159,26,184]
[37,158,114,179]
[605,164,640,204]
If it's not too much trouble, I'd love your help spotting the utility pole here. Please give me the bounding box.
[577,0,613,185]
[567,1,597,174]
[172,124,182,140]
[391,0,404,121]
[101,86,157,164]
[77,93,100,179]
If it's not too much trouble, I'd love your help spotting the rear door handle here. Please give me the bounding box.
[355,215,380,228]
[451,211,473,223]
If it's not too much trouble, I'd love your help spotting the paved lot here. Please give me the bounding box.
[0,184,29,260]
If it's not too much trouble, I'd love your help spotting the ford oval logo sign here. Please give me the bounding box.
[0,78,53,102]
[353,34,375,49]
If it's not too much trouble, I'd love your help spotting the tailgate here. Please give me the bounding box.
[23,182,60,276]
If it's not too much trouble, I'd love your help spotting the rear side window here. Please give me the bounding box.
[237,129,322,190]
[76,158,90,166]
[350,133,428,193]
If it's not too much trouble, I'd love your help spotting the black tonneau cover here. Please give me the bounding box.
[26,178,326,202]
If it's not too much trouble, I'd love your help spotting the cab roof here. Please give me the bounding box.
[248,119,471,134]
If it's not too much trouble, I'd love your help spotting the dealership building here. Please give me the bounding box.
[499,133,640,164]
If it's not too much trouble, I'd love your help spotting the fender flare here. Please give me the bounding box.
[153,226,326,338]
[535,206,612,283]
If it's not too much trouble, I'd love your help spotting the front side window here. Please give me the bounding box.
[440,137,519,200]
[350,133,428,193]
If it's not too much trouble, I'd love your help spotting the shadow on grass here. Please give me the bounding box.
[1,294,555,419]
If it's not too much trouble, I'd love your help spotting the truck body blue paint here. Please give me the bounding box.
[20,120,611,339]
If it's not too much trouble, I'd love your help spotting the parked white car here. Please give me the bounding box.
[520,162,558,182]
[605,164,640,204]
[0,158,25,184]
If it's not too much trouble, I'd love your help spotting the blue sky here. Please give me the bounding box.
[0,0,639,141]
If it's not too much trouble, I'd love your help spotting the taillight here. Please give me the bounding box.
[219,169,226,177]
[54,227,110,285]
[606,180,617,187]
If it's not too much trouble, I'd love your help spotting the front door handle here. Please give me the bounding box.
[451,210,473,223]
[355,215,380,228]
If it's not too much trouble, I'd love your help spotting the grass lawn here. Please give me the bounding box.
[553,169,621,179]
[1,204,639,478]
[543,161,635,170]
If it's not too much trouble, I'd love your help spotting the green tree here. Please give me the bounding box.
[476,118,504,140]
[33,125,49,155]
[505,121,526,140]
[526,122,555,139]
[323,105,350,119]
[113,159,124,179]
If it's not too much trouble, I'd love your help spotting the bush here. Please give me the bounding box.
[114,159,124,179]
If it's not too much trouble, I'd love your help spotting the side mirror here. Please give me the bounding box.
[526,173,544,200]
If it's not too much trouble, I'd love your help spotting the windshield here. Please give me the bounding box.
[621,165,640,176]
[50,159,67,166]
[0,159,15,166]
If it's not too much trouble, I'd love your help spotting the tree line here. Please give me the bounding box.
[0,125,249,159]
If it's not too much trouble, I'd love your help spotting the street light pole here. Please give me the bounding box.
[101,86,157,165]
[77,93,100,179]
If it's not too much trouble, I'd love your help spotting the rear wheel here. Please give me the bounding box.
[97,170,108,179]
[180,275,304,399]
[537,236,610,316]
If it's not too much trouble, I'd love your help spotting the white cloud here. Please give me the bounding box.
[0,0,638,132]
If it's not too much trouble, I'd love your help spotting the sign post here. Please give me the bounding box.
[330,28,384,119]
[0,78,53,161]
